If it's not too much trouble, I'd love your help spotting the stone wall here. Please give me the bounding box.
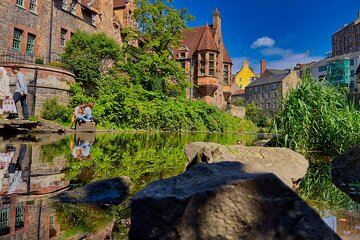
[2,63,75,118]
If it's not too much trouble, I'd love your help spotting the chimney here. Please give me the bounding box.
[243,60,249,68]
[260,60,267,76]
[358,10,360,19]
[213,8,221,33]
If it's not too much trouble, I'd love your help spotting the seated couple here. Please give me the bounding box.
[72,102,99,129]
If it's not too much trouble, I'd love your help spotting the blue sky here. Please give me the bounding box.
[172,0,360,74]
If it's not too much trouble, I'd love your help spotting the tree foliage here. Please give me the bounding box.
[119,0,194,94]
[62,30,121,85]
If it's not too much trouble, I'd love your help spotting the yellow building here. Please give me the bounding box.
[233,60,255,89]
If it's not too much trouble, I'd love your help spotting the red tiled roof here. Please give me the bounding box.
[195,25,219,52]
[223,45,232,64]
[232,89,245,96]
[173,26,206,57]
[114,0,128,9]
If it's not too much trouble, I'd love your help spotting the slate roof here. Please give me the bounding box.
[246,73,288,88]
[113,0,128,9]
[264,69,289,76]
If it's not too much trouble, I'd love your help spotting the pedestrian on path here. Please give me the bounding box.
[8,66,29,120]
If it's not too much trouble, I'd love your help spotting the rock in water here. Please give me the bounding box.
[56,177,131,205]
[332,145,360,203]
[129,162,339,240]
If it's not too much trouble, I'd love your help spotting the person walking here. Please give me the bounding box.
[9,66,29,120]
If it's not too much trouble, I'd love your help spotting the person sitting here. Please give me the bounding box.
[70,102,86,129]
[74,102,98,129]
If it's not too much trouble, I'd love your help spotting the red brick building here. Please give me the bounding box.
[173,9,232,108]
[0,0,135,61]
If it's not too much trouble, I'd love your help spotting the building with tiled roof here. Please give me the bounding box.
[245,69,301,113]
[173,9,233,108]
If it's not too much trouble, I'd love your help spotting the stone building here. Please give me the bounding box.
[332,10,360,57]
[245,68,301,113]
[173,9,232,108]
[0,0,135,60]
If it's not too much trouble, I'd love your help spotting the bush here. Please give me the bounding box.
[43,98,72,123]
[275,77,360,155]
[35,58,44,64]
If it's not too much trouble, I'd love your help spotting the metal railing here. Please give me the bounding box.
[0,50,74,72]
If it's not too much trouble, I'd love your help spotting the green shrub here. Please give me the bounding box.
[275,77,360,155]
[35,58,44,64]
[232,98,244,107]
[43,98,72,123]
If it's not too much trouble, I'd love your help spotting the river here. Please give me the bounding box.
[0,132,358,239]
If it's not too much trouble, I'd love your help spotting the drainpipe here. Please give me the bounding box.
[48,0,54,62]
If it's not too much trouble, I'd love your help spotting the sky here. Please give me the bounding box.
[172,0,360,74]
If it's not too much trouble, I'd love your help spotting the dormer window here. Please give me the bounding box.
[179,52,186,58]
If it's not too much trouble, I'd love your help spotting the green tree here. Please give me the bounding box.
[62,30,121,85]
[120,0,194,94]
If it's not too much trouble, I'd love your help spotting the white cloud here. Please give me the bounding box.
[267,53,322,70]
[251,37,275,49]
[260,47,294,58]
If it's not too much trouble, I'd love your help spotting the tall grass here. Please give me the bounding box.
[275,77,360,155]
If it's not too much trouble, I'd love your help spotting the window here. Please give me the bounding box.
[273,102,277,109]
[71,0,76,15]
[318,66,327,72]
[239,77,242,82]
[272,83,277,90]
[249,88,252,93]
[351,70,355,77]
[200,53,205,76]
[266,84,270,91]
[273,92,277,98]
[240,84,243,89]
[255,86,258,92]
[267,92,270,98]
[267,103,271,109]
[224,65,229,84]
[209,53,215,77]
[260,85,263,91]
[62,0,67,10]
[13,29,23,51]
[180,61,185,69]
[15,204,24,229]
[261,93,264,99]
[26,33,36,55]
[92,14,96,26]
[179,52,185,58]
[29,0,37,12]
[16,0,24,7]
[0,208,9,235]
[60,28,67,48]
[350,59,355,66]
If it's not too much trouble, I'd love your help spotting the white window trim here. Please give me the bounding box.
[29,0,37,13]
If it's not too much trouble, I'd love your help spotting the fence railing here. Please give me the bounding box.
[0,51,74,73]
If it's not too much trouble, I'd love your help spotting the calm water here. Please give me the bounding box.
[0,132,358,239]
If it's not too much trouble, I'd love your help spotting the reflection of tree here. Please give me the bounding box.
[53,202,113,239]
[297,159,357,211]
[40,137,71,163]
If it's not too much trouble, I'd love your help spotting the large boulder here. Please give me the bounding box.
[129,162,339,240]
[56,177,131,205]
[185,142,308,188]
[332,145,360,203]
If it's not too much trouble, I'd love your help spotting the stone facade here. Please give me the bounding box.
[332,10,360,57]
[2,63,75,118]
[173,9,232,109]
[0,0,135,59]
[245,70,301,113]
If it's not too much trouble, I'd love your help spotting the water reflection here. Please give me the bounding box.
[3,132,358,239]
[322,209,360,240]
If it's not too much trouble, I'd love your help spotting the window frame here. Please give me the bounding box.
[60,28,67,48]
[62,0,68,10]
[70,0,77,15]
[26,33,36,55]
[16,0,24,8]
[29,0,37,13]
[13,29,23,51]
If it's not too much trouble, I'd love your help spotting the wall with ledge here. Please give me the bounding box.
[1,63,75,118]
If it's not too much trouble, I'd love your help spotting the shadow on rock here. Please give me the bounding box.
[54,177,131,206]
[130,162,339,240]
[332,145,360,204]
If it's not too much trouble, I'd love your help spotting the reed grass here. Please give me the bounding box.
[275,77,360,156]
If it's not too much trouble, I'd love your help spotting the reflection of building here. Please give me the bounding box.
[173,9,232,108]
